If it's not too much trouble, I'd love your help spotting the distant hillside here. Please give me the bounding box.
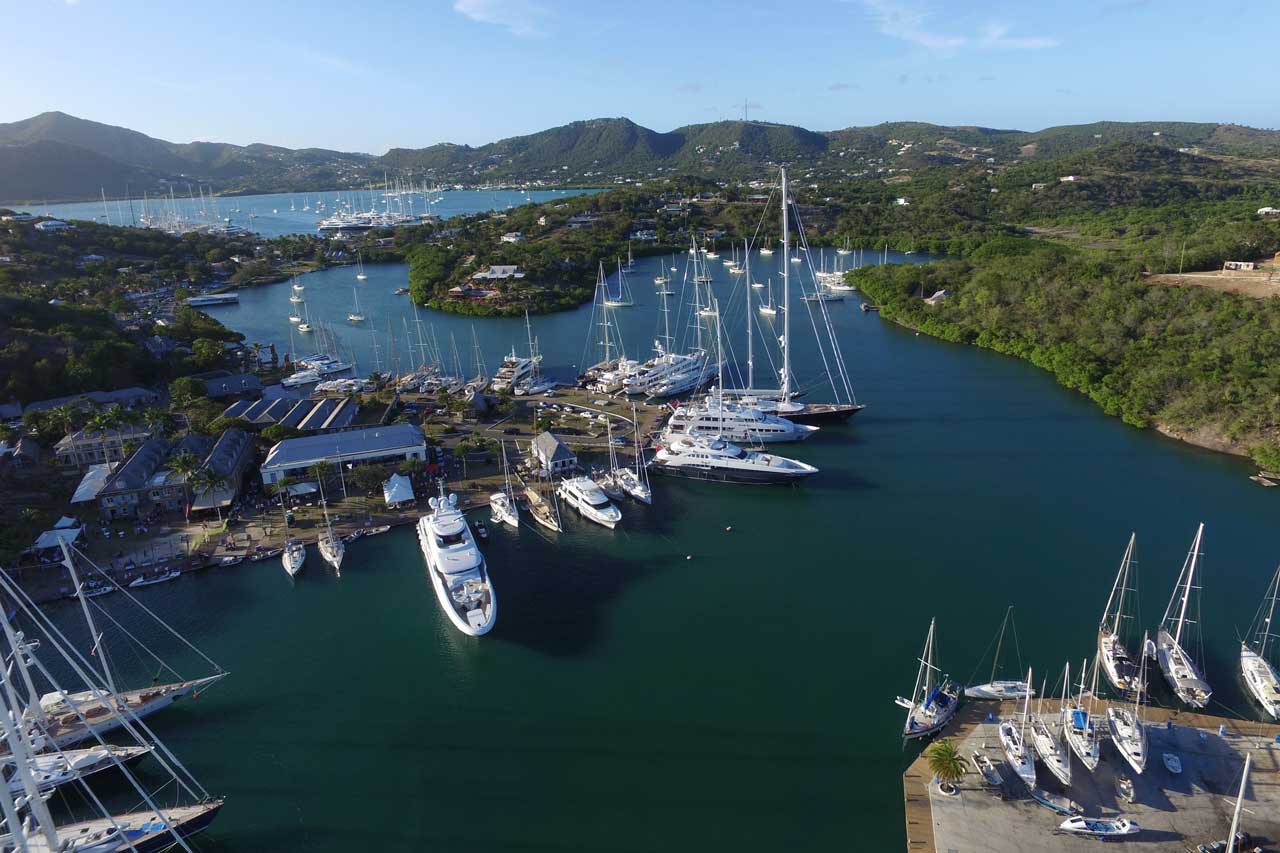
[3,111,1279,203]
[0,112,373,203]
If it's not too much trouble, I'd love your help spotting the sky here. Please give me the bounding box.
[2,0,1276,153]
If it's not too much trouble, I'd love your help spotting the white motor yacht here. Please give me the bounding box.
[557,476,622,528]
[650,434,817,484]
[490,350,536,393]
[282,538,306,577]
[665,394,818,443]
[417,484,496,636]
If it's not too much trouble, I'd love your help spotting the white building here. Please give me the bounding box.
[260,424,428,486]
[532,432,576,474]
[471,265,525,281]
[34,219,73,232]
[500,231,525,243]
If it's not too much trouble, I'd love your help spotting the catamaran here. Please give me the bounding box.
[1241,563,1280,719]
[1156,523,1212,708]
[1028,673,1072,786]
[894,618,960,740]
[1107,630,1150,774]
[1061,659,1101,771]
[966,606,1035,700]
[998,669,1037,788]
[417,481,496,636]
[489,444,520,529]
[1098,533,1146,698]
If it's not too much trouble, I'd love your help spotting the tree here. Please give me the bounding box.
[169,376,207,407]
[924,739,967,794]
[168,451,200,514]
[350,465,385,495]
[191,338,224,370]
[190,467,229,523]
[309,460,334,486]
[143,407,175,436]
[261,423,304,445]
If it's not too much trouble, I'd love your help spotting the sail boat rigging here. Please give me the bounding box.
[355,250,367,280]
[316,476,344,574]
[966,605,1034,699]
[1062,658,1101,771]
[998,667,1037,788]
[348,287,365,323]
[1099,533,1145,698]
[603,258,634,307]
[1241,563,1280,719]
[894,618,960,740]
[1156,523,1212,708]
[1107,630,1150,774]
[489,443,520,529]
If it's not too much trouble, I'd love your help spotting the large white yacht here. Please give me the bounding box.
[417,484,496,636]
[623,346,721,399]
[490,350,536,393]
[557,476,622,528]
[665,394,818,443]
[649,434,818,484]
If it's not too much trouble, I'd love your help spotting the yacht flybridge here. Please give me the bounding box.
[895,618,960,740]
[1098,533,1146,698]
[417,481,496,636]
[1156,523,1213,709]
[665,394,818,444]
[1241,563,1280,719]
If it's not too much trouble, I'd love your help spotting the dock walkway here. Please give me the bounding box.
[903,701,1280,852]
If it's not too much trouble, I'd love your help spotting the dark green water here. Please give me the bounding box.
[41,254,1278,851]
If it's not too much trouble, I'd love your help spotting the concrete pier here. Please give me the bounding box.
[903,700,1280,852]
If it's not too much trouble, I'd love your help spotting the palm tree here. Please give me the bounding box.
[168,451,200,516]
[309,460,334,487]
[190,467,230,524]
[48,403,84,437]
[924,739,967,795]
[143,407,174,436]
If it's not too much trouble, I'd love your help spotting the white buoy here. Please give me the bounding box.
[686,555,692,561]
[725,526,733,533]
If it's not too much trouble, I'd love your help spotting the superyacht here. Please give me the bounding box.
[665,394,818,443]
[417,482,496,636]
[649,434,817,484]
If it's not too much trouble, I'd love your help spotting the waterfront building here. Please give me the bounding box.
[471,264,526,281]
[54,424,153,468]
[96,433,218,519]
[531,431,576,474]
[201,372,264,399]
[259,423,428,486]
[189,429,255,512]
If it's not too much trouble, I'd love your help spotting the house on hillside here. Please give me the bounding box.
[1222,261,1257,272]
[500,231,525,243]
[34,220,73,232]
[471,265,525,281]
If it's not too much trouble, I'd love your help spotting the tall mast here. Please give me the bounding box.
[1175,523,1204,647]
[1020,667,1031,741]
[990,605,1011,684]
[1227,752,1252,853]
[60,539,118,698]
[745,238,754,390]
[1255,565,1280,659]
[1101,533,1137,635]
[780,167,792,403]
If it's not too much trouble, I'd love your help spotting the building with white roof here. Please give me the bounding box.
[260,424,427,485]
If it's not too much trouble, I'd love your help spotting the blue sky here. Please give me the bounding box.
[3,0,1276,152]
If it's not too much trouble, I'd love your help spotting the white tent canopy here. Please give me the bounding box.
[32,526,82,551]
[383,473,415,507]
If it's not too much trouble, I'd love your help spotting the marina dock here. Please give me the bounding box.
[903,701,1280,852]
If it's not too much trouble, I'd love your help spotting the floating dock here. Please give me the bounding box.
[903,700,1280,852]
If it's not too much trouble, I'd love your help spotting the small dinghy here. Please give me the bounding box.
[1031,788,1082,816]
[970,752,1002,787]
[1162,752,1182,774]
[1059,816,1140,837]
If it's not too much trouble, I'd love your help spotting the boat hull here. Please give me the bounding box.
[649,462,811,485]
[1241,642,1280,720]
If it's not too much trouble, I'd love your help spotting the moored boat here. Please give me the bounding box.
[895,618,960,740]
[417,482,496,636]
[1241,564,1280,719]
[1156,524,1212,708]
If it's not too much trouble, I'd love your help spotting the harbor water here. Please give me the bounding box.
[41,252,1279,852]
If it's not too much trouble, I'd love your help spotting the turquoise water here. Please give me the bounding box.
[39,252,1278,852]
[29,188,603,238]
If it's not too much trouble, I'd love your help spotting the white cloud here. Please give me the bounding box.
[862,0,966,49]
[980,23,1057,50]
[453,0,549,37]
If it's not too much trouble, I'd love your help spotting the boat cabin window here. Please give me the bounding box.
[437,531,467,547]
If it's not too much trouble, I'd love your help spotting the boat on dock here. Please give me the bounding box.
[895,618,960,740]
[998,669,1037,788]
[1098,533,1147,698]
[970,752,1002,787]
[1156,523,1213,708]
[1029,788,1082,816]
[1057,816,1140,837]
[1107,630,1150,774]
[1241,563,1280,719]
[417,481,496,636]
[1028,673,1072,786]
[1061,658,1101,772]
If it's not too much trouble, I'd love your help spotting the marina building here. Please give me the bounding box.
[54,425,153,469]
[531,431,576,474]
[471,264,525,281]
[259,424,428,486]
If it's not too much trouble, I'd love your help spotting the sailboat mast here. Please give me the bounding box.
[780,167,792,403]
[1175,524,1204,648]
[990,605,1010,684]
[745,238,754,390]
[1227,752,1252,853]
[1020,668,1031,741]
[1257,565,1280,659]
[59,540,119,698]
[1102,533,1136,634]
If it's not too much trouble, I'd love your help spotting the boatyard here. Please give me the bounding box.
[903,700,1280,852]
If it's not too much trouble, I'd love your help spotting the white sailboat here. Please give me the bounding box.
[316,479,344,574]
[758,277,778,316]
[1241,563,1280,719]
[966,606,1035,700]
[348,287,365,323]
[1028,673,1072,786]
[297,301,313,334]
[489,443,520,529]
[612,403,652,504]
[355,250,368,280]
[998,669,1037,788]
[1098,533,1146,698]
[278,486,305,577]
[1156,523,1213,708]
[1061,658,1101,771]
[1107,631,1150,774]
[894,618,960,740]
[603,258,634,307]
